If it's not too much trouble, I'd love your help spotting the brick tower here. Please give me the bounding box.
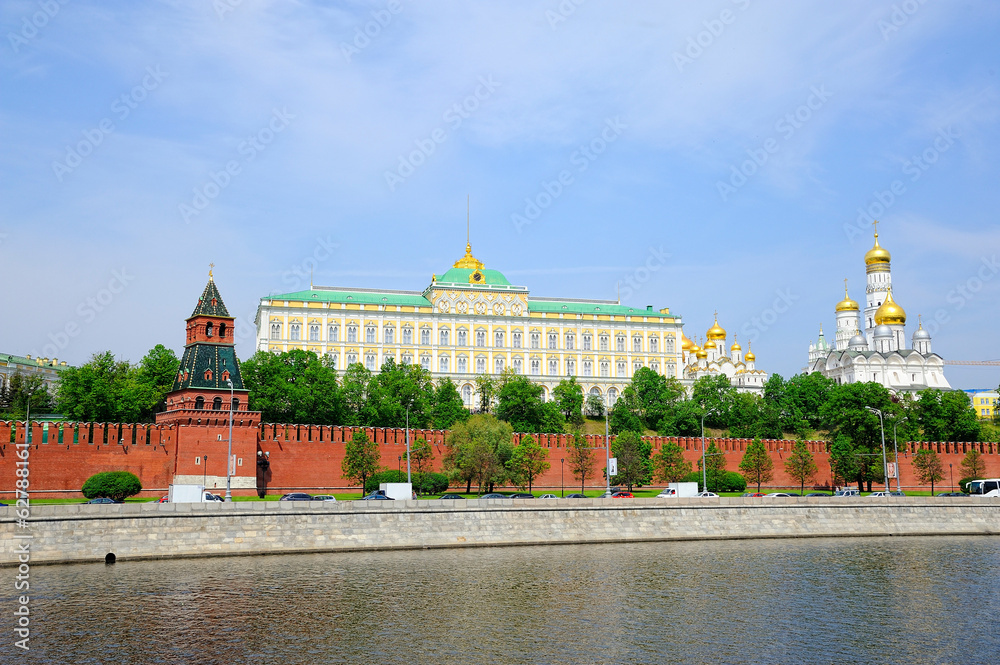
[158,269,253,420]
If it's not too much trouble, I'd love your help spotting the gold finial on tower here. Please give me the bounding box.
[209,262,215,280]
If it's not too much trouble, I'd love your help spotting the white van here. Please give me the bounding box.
[834,488,860,497]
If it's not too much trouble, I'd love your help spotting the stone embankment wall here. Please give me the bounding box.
[3,498,997,566]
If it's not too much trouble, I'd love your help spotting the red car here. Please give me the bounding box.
[611,491,633,498]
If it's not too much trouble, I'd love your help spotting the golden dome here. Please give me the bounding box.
[704,339,717,350]
[874,287,906,325]
[730,335,742,352]
[835,281,859,312]
[706,314,726,341]
[745,342,755,362]
[681,335,694,351]
[864,232,891,266]
[695,347,708,360]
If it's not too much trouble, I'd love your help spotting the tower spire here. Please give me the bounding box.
[467,194,470,248]
[209,262,215,281]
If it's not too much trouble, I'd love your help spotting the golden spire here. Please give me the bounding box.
[209,262,215,280]
[453,198,484,270]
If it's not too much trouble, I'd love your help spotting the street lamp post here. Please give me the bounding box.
[225,379,234,501]
[398,455,401,477]
[405,406,411,484]
[892,416,906,493]
[866,407,890,493]
[561,458,564,498]
[203,454,208,489]
[604,394,610,497]
[950,463,954,492]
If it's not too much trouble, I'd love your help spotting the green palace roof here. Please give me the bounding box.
[435,267,513,286]
[267,288,432,308]
[528,299,678,318]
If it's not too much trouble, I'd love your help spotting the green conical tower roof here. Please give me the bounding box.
[191,275,231,318]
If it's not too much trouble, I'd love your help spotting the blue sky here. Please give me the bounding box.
[2,0,998,390]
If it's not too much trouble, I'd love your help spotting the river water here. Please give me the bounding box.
[3,536,998,664]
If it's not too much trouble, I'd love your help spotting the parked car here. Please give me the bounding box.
[936,491,967,497]
[696,491,718,497]
[360,491,394,500]
[742,492,765,497]
[86,497,119,504]
[868,491,892,497]
[611,491,633,498]
[480,493,508,499]
[509,492,535,499]
[538,494,559,499]
[834,489,860,497]
[805,492,831,497]
[438,493,465,500]
[889,491,905,497]
[279,493,314,501]
[565,493,587,499]
[312,494,337,502]
[764,492,794,498]
[154,496,169,503]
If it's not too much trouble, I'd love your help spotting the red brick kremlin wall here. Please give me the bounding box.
[2,420,999,497]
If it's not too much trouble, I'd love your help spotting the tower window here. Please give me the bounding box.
[206,322,214,338]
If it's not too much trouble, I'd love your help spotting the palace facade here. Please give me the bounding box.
[255,242,688,408]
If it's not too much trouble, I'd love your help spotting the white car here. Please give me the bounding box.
[763,492,794,498]
[538,494,559,499]
[312,494,337,502]
[696,491,718,497]
[868,491,892,497]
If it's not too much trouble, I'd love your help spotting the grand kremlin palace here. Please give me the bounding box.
[255,242,766,407]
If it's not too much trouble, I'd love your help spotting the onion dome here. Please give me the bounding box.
[865,232,891,267]
[706,315,727,341]
[849,329,868,350]
[912,319,931,341]
[874,287,906,325]
[873,324,893,339]
[681,335,694,352]
[835,283,859,312]
[704,339,717,350]
[730,335,742,352]
[744,343,755,362]
[695,347,708,360]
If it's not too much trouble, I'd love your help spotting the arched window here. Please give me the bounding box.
[365,354,376,370]
[476,331,486,347]
[347,326,358,342]
[617,360,626,375]
[462,384,473,405]
[402,327,412,344]
[329,325,339,342]
[495,357,504,373]
[270,323,281,340]
[599,335,609,351]
[476,357,486,373]
[384,327,394,344]
[290,324,301,341]
[633,336,642,352]
[565,333,574,350]
[583,334,592,351]
[548,333,557,349]
[608,388,619,407]
[583,360,593,377]
[650,337,659,353]
[440,329,449,346]
[194,396,205,410]
[421,328,431,345]
[421,355,431,370]
[212,397,223,410]
[440,356,450,372]
[512,332,522,348]
[600,361,610,377]
[495,331,504,348]
[548,359,558,375]
[567,360,576,376]
[309,325,320,341]
[457,356,467,373]
[530,332,540,349]
[231,397,239,411]
[513,358,522,374]
[366,326,376,343]
[457,329,467,346]
[530,359,541,375]
[616,336,625,352]
[206,322,214,338]
[218,323,227,339]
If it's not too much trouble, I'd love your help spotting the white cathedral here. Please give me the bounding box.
[806,227,951,392]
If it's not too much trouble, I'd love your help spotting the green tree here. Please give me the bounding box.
[608,388,644,434]
[135,344,180,420]
[0,371,53,420]
[784,440,818,495]
[431,378,469,429]
[696,440,728,492]
[915,389,981,442]
[370,358,435,428]
[829,434,859,491]
[553,377,584,425]
[585,393,605,418]
[81,471,142,502]
[820,381,893,490]
[443,414,513,493]
[691,375,737,428]
[56,351,144,422]
[657,399,702,437]
[404,437,434,474]
[241,349,342,424]
[653,441,692,484]
[738,438,774,492]
[474,374,496,413]
[960,448,986,481]
[785,372,835,431]
[495,376,547,433]
[507,434,550,492]
[911,447,945,494]
[341,430,380,491]
[340,362,376,425]
[567,431,596,493]
[610,431,653,491]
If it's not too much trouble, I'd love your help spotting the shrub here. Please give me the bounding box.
[81,471,142,502]
[682,470,746,493]
[363,470,450,495]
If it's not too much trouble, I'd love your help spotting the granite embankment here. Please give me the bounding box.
[3,497,998,565]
